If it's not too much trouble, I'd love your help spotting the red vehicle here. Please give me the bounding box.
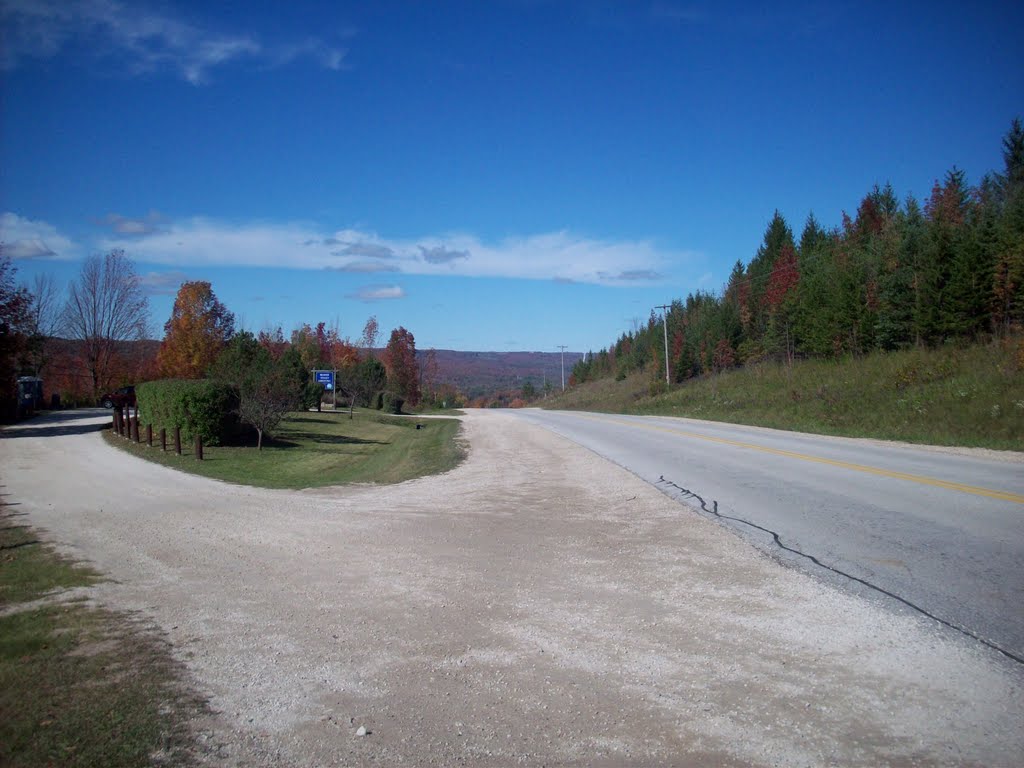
[100,385,136,409]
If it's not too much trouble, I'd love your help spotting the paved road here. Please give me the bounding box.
[511,409,1024,663]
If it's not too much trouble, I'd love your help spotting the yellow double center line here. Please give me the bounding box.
[574,413,1024,504]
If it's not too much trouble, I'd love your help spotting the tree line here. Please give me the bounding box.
[572,119,1024,389]
[0,250,444,429]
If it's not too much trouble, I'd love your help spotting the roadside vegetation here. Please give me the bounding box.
[547,338,1024,450]
[0,501,203,767]
[536,119,1024,451]
[104,408,464,489]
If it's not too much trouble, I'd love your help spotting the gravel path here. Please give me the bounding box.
[2,409,1022,766]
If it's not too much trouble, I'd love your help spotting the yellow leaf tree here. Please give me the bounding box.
[157,281,235,379]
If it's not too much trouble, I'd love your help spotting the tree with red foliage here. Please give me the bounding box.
[157,281,234,379]
[764,244,800,309]
[382,326,420,406]
[764,244,800,362]
[258,327,289,360]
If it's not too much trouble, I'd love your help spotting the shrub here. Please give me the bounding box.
[382,392,405,415]
[136,379,240,445]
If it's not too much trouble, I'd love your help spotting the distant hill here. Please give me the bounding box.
[35,337,581,402]
[425,349,584,399]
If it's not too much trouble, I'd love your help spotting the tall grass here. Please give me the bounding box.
[547,338,1024,450]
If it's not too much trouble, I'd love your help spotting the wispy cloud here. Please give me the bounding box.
[98,218,690,286]
[99,210,167,235]
[0,0,347,84]
[349,285,406,302]
[419,245,469,265]
[0,212,78,260]
[334,241,396,259]
[138,270,189,295]
[328,261,400,274]
[607,269,663,281]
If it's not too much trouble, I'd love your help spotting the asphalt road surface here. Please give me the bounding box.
[511,409,1024,664]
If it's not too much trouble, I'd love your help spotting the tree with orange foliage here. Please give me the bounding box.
[157,281,234,379]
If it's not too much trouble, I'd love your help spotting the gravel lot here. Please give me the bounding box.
[2,409,1022,766]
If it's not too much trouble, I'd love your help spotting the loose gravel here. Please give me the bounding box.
[2,409,1021,766]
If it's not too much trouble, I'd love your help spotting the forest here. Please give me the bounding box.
[571,119,1024,390]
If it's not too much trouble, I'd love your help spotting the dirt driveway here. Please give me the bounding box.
[2,409,1022,766]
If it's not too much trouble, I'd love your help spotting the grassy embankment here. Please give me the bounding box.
[104,409,464,489]
[0,503,203,767]
[547,339,1024,450]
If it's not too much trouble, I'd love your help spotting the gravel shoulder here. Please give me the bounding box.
[2,409,1022,766]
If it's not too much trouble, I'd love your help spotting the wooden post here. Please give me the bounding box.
[131,417,140,443]
[121,409,128,438]
[146,424,153,446]
[112,410,120,433]
[160,428,167,452]
[174,427,181,455]
[194,434,203,460]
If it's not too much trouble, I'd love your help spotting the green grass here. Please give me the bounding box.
[105,408,465,489]
[546,339,1024,450]
[0,519,99,606]
[1,504,204,767]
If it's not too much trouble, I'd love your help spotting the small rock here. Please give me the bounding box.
[356,725,368,737]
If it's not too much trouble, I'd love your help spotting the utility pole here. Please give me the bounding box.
[557,345,568,391]
[655,305,671,385]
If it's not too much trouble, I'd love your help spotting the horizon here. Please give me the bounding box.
[2,1,1021,353]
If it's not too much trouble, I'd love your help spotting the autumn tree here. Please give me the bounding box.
[157,281,234,379]
[382,326,420,406]
[359,315,379,356]
[62,250,150,397]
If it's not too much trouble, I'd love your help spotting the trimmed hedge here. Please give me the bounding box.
[136,379,241,446]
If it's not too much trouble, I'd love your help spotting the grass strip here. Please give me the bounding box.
[104,409,465,489]
[548,340,1024,450]
[0,504,205,767]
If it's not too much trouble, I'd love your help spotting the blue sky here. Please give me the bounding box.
[2,1,1021,352]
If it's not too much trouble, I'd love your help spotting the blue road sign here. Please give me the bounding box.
[315,370,334,390]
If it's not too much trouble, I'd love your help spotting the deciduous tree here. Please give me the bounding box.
[157,281,234,379]
[62,250,150,397]
[383,326,420,406]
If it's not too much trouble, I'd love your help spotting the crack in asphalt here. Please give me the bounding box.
[656,474,1024,667]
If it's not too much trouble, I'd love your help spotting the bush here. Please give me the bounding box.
[371,391,385,410]
[302,381,324,411]
[382,392,405,415]
[136,379,240,445]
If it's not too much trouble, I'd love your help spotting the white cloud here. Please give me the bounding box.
[138,270,189,295]
[0,212,78,260]
[99,210,166,235]
[350,285,406,302]
[100,218,688,286]
[0,0,346,84]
